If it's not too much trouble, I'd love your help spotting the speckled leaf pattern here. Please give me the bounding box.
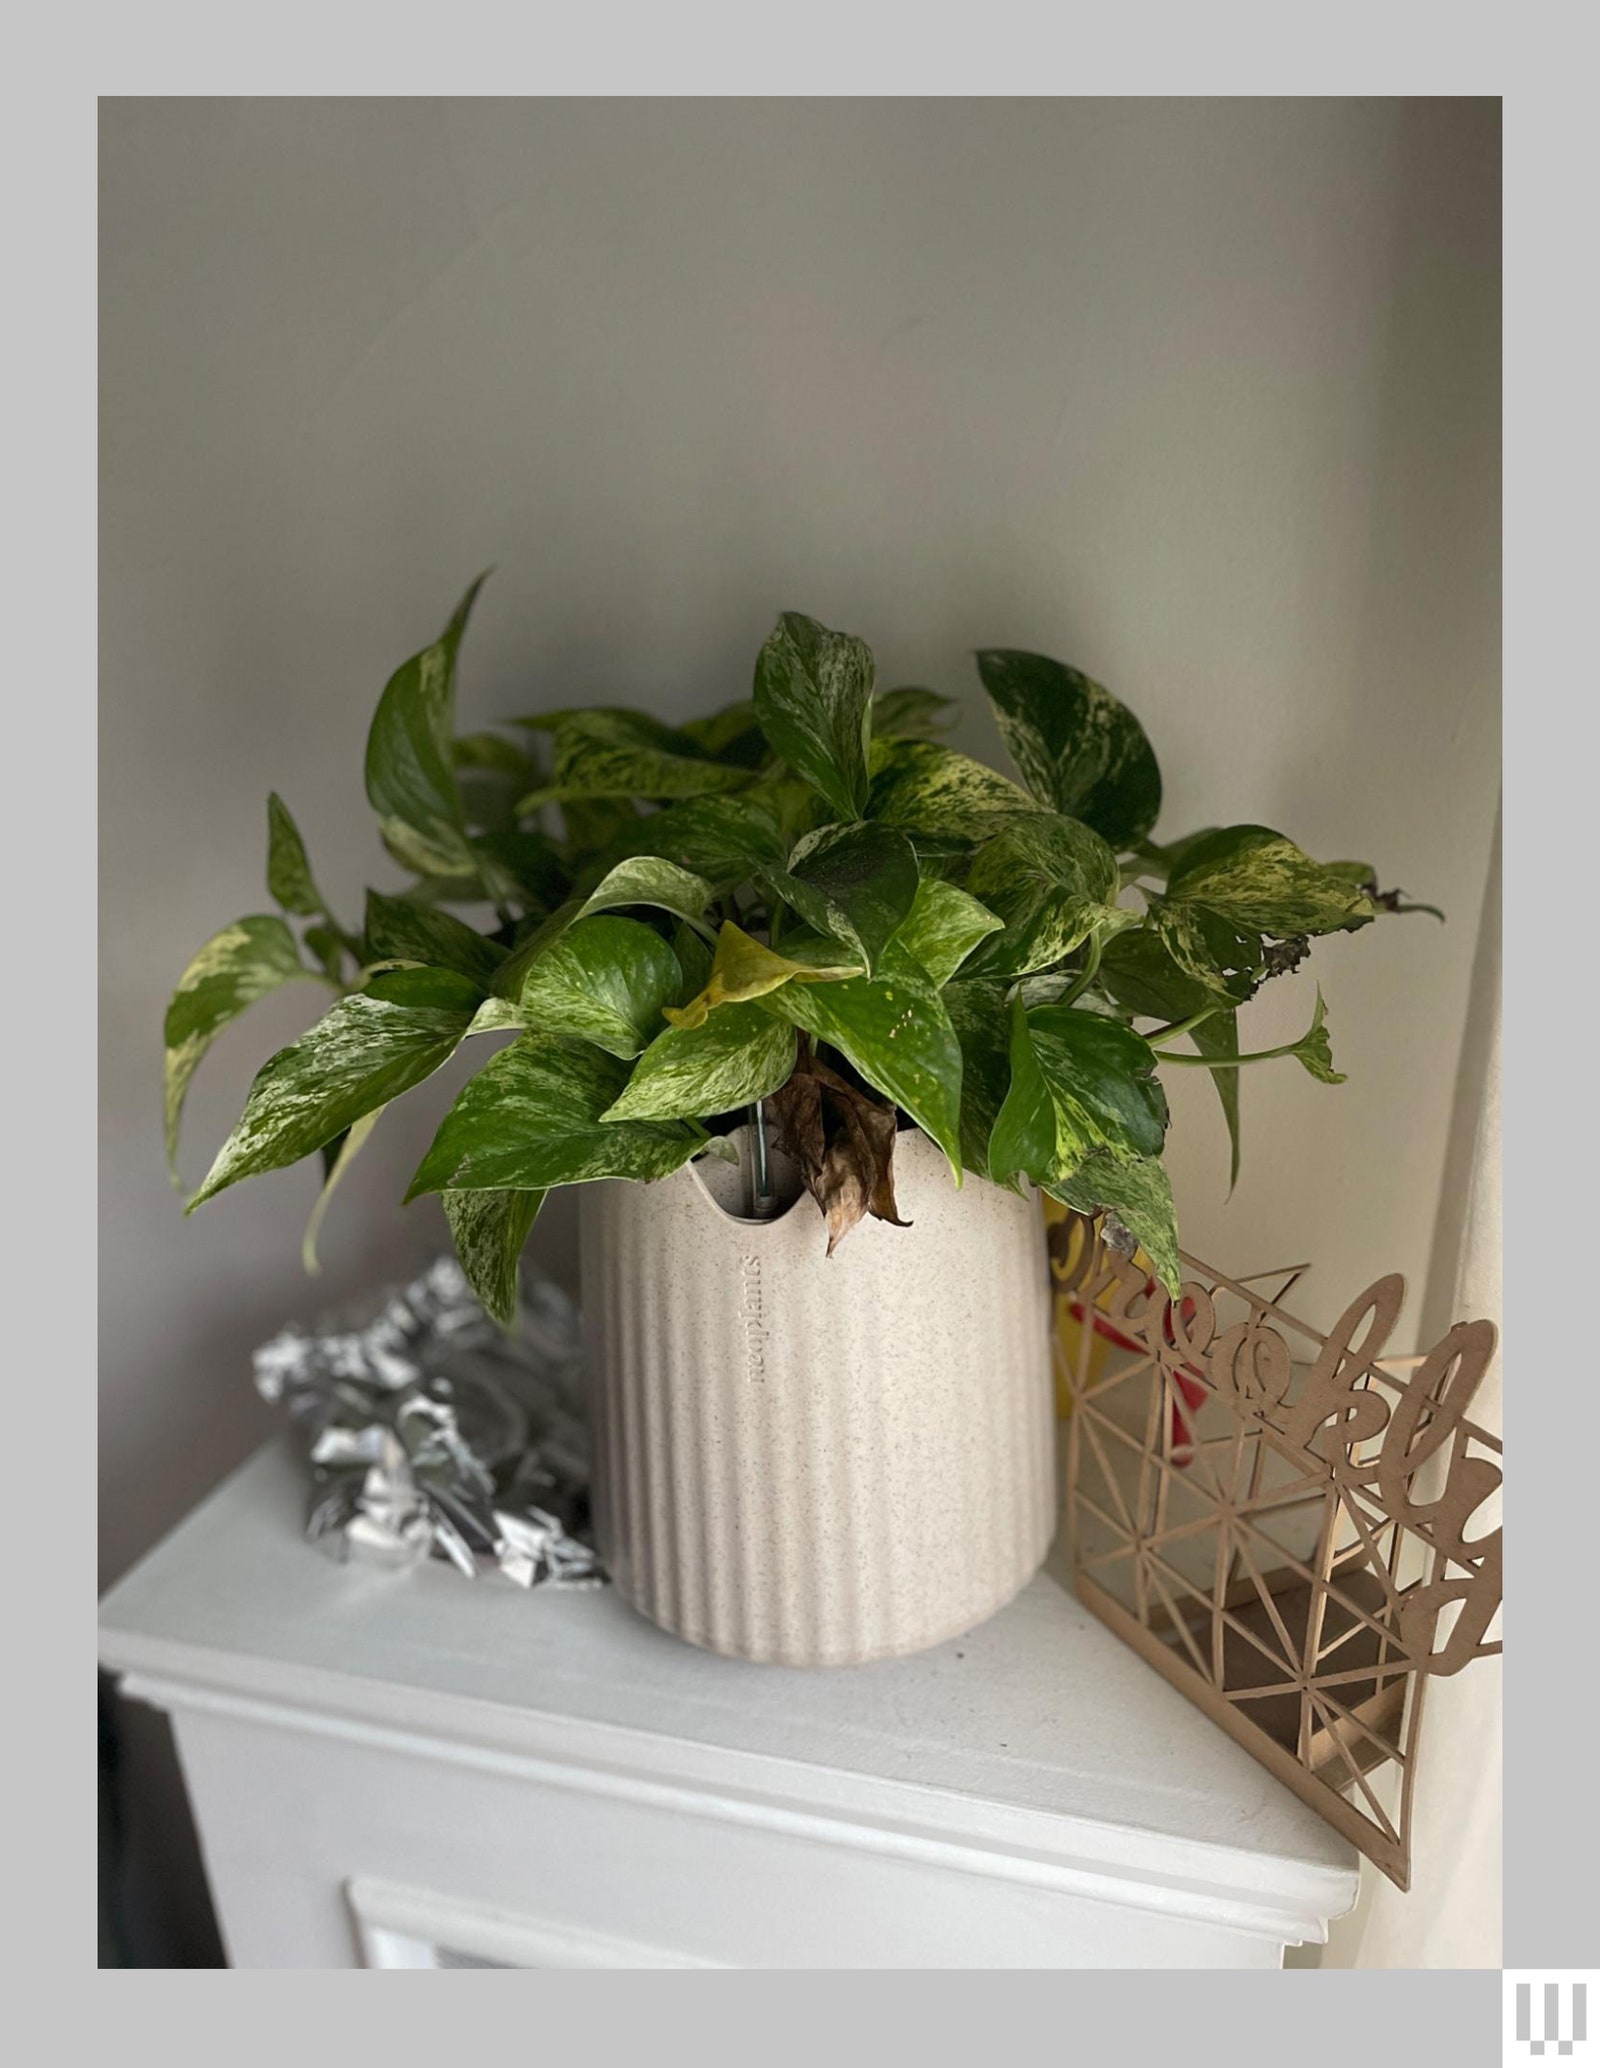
[364,574,486,879]
[990,998,1167,1189]
[163,913,321,1182]
[1044,1151,1182,1295]
[378,814,480,885]
[892,878,1004,988]
[1147,898,1265,1003]
[663,921,861,1031]
[1165,825,1376,936]
[763,821,920,973]
[752,612,875,823]
[961,812,1134,980]
[975,649,1162,849]
[466,993,526,1035]
[587,790,795,891]
[518,709,754,809]
[407,1035,702,1197]
[602,1002,798,1123]
[760,941,964,1178]
[442,1185,547,1325]
[516,914,682,1059]
[575,856,718,932]
[364,889,506,987]
[265,794,323,916]
[188,994,476,1209]
[868,741,1037,842]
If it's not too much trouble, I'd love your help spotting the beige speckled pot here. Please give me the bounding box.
[579,1127,1056,1666]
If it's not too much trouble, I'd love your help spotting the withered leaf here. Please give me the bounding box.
[767,1047,911,1254]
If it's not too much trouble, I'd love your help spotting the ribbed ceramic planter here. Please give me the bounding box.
[579,1127,1056,1666]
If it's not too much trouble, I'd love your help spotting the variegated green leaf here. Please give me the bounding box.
[760,940,964,1178]
[1044,1151,1182,1295]
[868,741,1037,842]
[361,965,488,1011]
[1129,826,1222,883]
[363,889,506,987]
[602,1002,798,1123]
[365,574,487,879]
[989,998,1168,1189]
[466,993,526,1035]
[187,994,475,1210]
[975,649,1162,849]
[517,914,682,1059]
[266,794,323,917]
[1165,825,1376,937]
[489,900,583,1003]
[302,1106,383,1273]
[578,791,793,893]
[378,817,475,883]
[519,709,754,810]
[891,879,1003,988]
[1147,898,1265,1003]
[575,856,718,934]
[442,1185,547,1325]
[163,914,322,1183]
[871,686,957,742]
[752,612,875,823]
[961,812,1134,980]
[663,921,860,1031]
[407,1035,703,1197]
[762,821,920,973]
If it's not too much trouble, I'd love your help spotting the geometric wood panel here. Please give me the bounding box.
[1051,1211,1501,1889]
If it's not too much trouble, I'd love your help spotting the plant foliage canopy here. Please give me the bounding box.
[168,580,1433,1319]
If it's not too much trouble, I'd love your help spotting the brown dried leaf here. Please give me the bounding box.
[767,1047,910,1253]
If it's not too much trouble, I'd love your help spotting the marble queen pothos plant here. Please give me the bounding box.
[166,579,1436,1323]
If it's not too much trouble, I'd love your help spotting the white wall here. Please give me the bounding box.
[100,97,1498,1602]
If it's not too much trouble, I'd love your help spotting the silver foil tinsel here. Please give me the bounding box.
[252,1257,604,1588]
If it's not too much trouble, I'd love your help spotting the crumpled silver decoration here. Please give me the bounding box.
[253,1257,605,1589]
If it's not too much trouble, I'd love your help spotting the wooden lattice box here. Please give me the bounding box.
[1049,1211,1501,1890]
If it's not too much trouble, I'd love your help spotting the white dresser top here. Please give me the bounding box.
[99,1439,1358,1942]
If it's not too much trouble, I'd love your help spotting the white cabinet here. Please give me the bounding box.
[99,1441,1358,1968]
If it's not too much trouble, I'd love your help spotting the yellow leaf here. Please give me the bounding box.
[661,921,860,1031]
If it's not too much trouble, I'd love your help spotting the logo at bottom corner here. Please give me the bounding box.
[1507,1976,1594,2059]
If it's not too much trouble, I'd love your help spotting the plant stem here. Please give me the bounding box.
[1156,1033,1305,1068]
[748,1099,777,1217]
[1145,1005,1221,1047]
[1059,935,1103,1008]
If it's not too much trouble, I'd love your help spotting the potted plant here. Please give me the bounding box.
[166,580,1431,1665]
